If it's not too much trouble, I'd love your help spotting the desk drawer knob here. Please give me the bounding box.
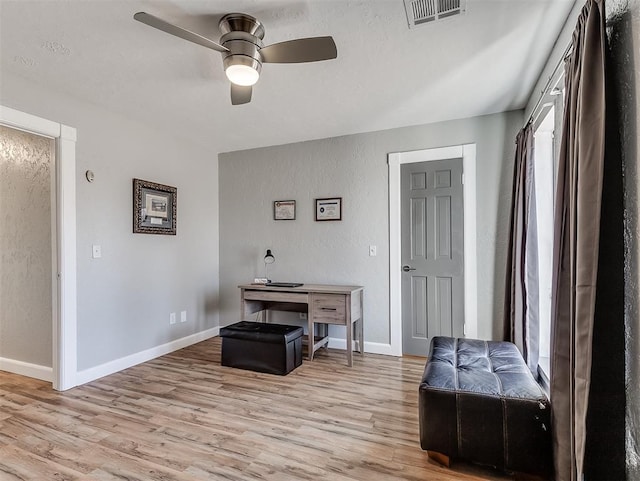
[321,307,337,311]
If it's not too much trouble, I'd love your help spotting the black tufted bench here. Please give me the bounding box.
[419,336,551,476]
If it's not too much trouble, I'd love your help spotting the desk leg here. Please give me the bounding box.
[347,318,353,367]
[359,291,364,356]
[308,317,314,361]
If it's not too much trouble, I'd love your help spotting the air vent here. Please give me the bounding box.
[403,0,466,28]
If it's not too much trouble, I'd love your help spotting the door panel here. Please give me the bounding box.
[411,197,427,259]
[411,276,428,338]
[436,195,452,259]
[401,158,464,356]
[436,276,453,336]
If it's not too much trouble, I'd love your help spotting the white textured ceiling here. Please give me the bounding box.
[0,0,575,153]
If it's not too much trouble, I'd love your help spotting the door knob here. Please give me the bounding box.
[402,265,416,272]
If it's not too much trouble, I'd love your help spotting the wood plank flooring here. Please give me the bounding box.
[0,337,521,480]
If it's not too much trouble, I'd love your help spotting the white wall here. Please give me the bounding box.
[524,1,585,120]
[0,72,220,373]
[219,110,522,346]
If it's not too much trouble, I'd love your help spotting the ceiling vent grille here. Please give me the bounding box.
[403,0,466,28]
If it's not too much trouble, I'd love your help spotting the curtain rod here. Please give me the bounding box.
[525,42,574,127]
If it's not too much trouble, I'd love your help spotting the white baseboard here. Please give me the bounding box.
[0,357,53,382]
[327,337,395,356]
[75,327,220,386]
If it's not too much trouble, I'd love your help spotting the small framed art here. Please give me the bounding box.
[274,200,296,220]
[133,178,177,235]
[315,197,342,221]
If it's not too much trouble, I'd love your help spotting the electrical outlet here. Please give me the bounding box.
[299,312,307,320]
[180,311,187,323]
[170,312,176,325]
[369,245,377,256]
[92,245,102,258]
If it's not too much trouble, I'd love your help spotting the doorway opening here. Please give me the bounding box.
[0,105,77,391]
[0,125,54,380]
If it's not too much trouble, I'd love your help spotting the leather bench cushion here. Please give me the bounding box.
[220,321,303,344]
[421,337,547,400]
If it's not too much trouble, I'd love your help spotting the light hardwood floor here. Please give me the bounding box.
[0,337,520,480]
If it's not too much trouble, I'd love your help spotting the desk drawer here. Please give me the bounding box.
[311,294,346,325]
[243,290,308,304]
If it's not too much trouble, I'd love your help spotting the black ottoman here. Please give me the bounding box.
[419,336,551,476]
[220,321,303,375]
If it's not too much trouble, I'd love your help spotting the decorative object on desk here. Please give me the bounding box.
[315,197,342,221]
[133,178,177,235]
[263,249,275,282]
[274,200,295,220]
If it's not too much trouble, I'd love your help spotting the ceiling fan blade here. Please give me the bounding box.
[231,84,252,105]
[259,36,337,63]
[134,12,229,53]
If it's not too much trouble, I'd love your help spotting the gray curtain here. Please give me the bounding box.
[504,124,539,374]
[550,0,607,480]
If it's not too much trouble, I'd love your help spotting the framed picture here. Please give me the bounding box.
[133,178,177,235]
[315,197,342,221]
[274,200,296,220]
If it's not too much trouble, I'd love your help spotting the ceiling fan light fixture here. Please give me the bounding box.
[223,53,261,86]
[225,64,259,86]
[135,11,337,105]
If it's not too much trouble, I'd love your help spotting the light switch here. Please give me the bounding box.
[369,245,377,257]
[92,245,102,258]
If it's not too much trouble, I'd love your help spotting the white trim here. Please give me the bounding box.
[0,105,77,391]
[75,327,220,385]
[55,127,77,391]
[0,106,60,138]
[463,144,478,338]
[326,337,395,356]
[388,144,478,357]
[0,358,53,382]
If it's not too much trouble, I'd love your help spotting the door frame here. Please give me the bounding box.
[388,144,477,356]
[0,105,77,391]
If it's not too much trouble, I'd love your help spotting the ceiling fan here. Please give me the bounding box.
[134,12,338,105]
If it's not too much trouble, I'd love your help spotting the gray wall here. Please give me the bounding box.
[608,0,640,476]
[0,126,53,367]
[0,73,220,372]
[219,110,522,345]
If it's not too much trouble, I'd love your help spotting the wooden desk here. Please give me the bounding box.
[239,284,364,366]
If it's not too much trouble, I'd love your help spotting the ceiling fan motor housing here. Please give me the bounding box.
[219,13,265,76]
